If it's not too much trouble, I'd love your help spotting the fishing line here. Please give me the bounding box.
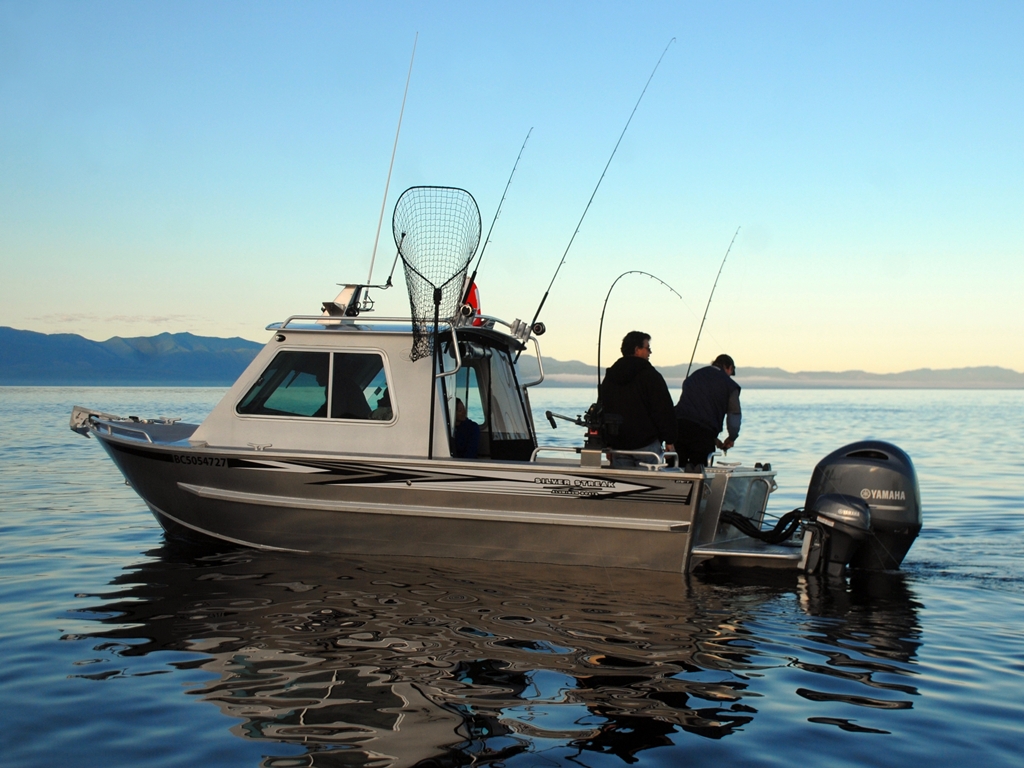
[525,37,675,337]
[366,32,418,285]
[462,128,533,304]
[685,225,740,377]
[596,270,683,391]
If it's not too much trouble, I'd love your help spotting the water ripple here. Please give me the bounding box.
[3,387,1024,766]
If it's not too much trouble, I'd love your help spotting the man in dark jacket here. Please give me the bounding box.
[600,331,677,468]
[675,353,741,467]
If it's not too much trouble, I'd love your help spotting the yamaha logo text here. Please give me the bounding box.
[860,488,906,501]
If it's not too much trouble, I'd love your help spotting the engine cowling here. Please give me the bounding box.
[805,440,921,570]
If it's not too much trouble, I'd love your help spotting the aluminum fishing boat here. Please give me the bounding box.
[69,307,716,571]
[69,186,921,574]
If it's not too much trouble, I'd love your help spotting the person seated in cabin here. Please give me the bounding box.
[370,389,393,420]
[599,331,677,468]
[453,398,480,458]
[674,353,741,467]
[332,372,372,420]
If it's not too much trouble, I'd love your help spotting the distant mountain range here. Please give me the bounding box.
[0,327,263,385]
[522,357,1024,389]
[2,327,1022,388]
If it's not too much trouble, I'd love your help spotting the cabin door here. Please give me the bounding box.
[442,338,536,460]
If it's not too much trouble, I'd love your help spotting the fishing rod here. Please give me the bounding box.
[461,127,533,304]
[597,270,683,390]
[366,32,418,285]
[524,37,676,341]
[685,225,740,377]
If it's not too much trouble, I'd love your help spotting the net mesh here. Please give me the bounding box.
[393,186,481,361]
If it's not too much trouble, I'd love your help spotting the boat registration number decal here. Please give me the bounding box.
[173,454,227,467]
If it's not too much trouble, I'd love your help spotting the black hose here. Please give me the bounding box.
[719,508,808,545]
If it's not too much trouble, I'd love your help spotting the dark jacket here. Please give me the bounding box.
[600,356,678,450]
[454,418,480,458]
[675,364,741,438]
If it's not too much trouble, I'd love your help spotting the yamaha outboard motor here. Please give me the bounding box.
[803,493,873,577]
[805,441,921,570]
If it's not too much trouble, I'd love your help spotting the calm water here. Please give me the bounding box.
[2,386,1023,767]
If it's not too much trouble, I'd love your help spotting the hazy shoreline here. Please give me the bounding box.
[3,327,1023,389]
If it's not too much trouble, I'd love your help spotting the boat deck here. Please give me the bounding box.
[691,536,806,570]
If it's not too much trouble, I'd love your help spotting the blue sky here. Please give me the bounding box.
[2,1,1021,373]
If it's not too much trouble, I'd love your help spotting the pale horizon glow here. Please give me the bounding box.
[1,2,1022,374]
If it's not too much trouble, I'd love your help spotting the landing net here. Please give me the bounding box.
[393,186,481,361]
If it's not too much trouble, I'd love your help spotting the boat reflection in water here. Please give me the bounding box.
[77,544,923,765]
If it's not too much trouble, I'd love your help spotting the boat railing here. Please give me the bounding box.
[438,325,462,379]
[519,335,545,388]
[459,313,545,387]
[272,312,545,387]
[272,315,426,330]
[616,449,680,471]
[530,447,680,472]
[530,446,583,462]
[96,419,155,443]
[275,313,521,334]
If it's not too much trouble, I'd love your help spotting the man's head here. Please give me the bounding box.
[455,398,467,424]
[621,331,652,359]
[712,354,736,376]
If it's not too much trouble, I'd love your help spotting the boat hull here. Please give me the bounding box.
[97,432,702,572]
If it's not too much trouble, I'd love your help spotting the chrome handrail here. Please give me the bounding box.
[530,446,583,461]
[610,449,680,471]
[273,315,423,330]
[529,446,681,472]
[97,420,154,444]
[519,335,545,388]
[437,324,462,379]
[275,314,518,332]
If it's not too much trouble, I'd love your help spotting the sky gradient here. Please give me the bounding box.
[2,2,1022,373]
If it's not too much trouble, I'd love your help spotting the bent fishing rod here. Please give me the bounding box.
[685,225,740,377]
[596,270,683,390]
[522,37,676,349]
[461,127,533,304]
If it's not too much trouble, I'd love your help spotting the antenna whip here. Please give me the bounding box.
[367,32,418,284]
[525,37,675,335]
[685,226,740,377]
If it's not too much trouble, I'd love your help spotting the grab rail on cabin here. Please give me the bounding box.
[274,314,520,333]
[436,324,462,379]
[271,313,540,385]
[519,335,545,388]
[272,315,430,331]
[456,312,546,388]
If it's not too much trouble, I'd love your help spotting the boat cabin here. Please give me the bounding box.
[188,315,542,461]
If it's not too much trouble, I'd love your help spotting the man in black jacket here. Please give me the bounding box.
[675,353,741,467]
[600,331,677,468]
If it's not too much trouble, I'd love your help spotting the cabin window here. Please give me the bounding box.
[451,365,486,426]
[237,351,329,417]
[331,352,392,420]
[237,350,393,421]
